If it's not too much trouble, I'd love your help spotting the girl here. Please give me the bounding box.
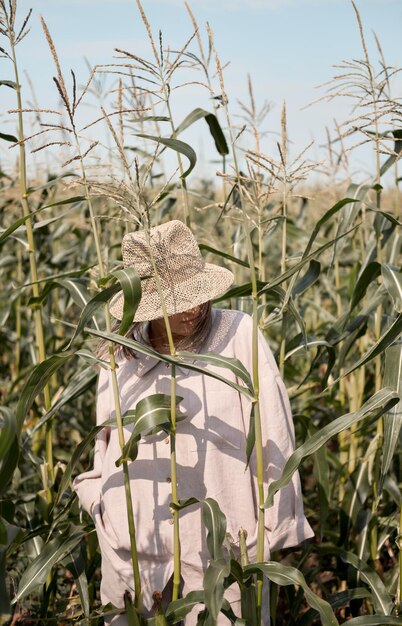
[74,220,314,625]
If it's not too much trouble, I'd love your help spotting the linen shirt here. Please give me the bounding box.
[73,308,314,618]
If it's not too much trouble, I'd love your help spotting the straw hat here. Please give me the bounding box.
[109,220,234,322]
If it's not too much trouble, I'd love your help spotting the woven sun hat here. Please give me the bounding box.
[109,220,234,322]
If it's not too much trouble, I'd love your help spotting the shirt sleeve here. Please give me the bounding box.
[73,366,111,516]
[236,314,315,553]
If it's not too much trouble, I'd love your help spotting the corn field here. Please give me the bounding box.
[0,0,401,624]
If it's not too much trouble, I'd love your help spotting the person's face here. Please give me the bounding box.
[167,305,203,337]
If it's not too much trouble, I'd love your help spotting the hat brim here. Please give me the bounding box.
[109,263,234,322]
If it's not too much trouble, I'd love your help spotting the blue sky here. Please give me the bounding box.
[1,0,401,181]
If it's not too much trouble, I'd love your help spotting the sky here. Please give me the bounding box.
[1,0,401,183]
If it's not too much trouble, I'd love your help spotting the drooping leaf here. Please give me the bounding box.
[111,268,142,336]
[317,547,394,616]
[29,366,97,436]
[177,351,254,398]
[0,132,18,143]
[259,225,358,295]
[245,562,339,626]
[12,530,85,602]
[349,262,381,312]
[265,388,399,508]
[346,617,402,625]
[202,498,227,561]
[334,313,402,382]
[198,243,250,269]
[116,394,184,466]
[332,182,371,262]
[15,353,75,432]
[85,328,254,399]
[203,559,230,623]
[380,343,402,489]
[62,548,90,618]
[381,264,402,312]
[174,108,228,156]
[291,260,321,297]
[135,133,197,178]
[0,80,17,89]
[0,407,17,460]
[165,590,204,623]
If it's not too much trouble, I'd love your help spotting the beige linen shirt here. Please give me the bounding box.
[74,308,314,620]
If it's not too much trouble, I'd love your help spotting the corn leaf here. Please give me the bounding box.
[112,268,142,336]
[85,328,255,399]
[381,264,402,312]
[380,343,402,489]
[174,108,228,156]
[245,563,339,626]
[135,133,197,178]
[165,590,204,622]
[265,388,399,508]
[317,547,394,615]
[12,529,85,603]
[333,313,402,382]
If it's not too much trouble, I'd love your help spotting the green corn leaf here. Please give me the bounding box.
[245,405,255,469]
[165,590,204,622]
[65,283,120,349]
[379,129,402,177]
[303,197,359,259]
[85,328,254,400]
[380,343,402,489]
[244,562,339,626]
[0,439,19,496]
[259,225,358,295]
[15,353,75,432]
[12,530,85,603]
[333,313,402,382]
[111,268,142,335]
[332,183,371,263]
[0,80,17,89]
[0,132,18,143]
[0,550,11,618]
[66,269,142,348]
[220,599,246,625]
[177,350,254,398]
[346,617,402,625]
[135,133,197,178]
[0,408,17,460]
[291,260,321,297]
[62,548,90,618]
[202,498,227,561]
[29,366,97,436]
[198,243,250,269]
[124,593,142,626]
[203,559,230,622]
[0,203,72,245]
[327,588,371,609]
[116,394,184,466]
[349,262,381,312]
[316,548,394,615]
[174,108,228,156]
[265,388,399,508]
[0,408,19,495]
[381,264,402,312]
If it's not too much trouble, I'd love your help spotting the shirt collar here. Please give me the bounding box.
[133,322,193,378]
